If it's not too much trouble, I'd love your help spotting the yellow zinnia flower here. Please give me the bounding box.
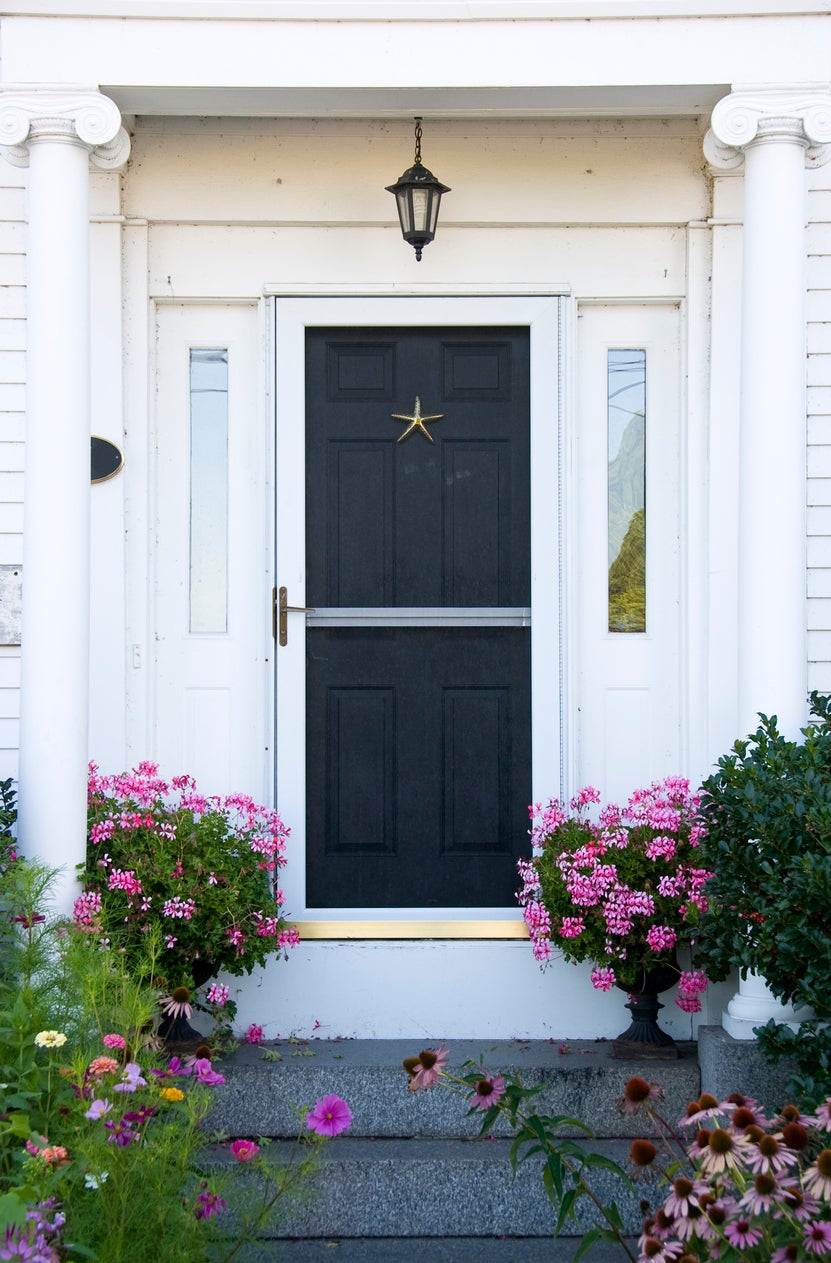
[34,1030,67,1049]
[159,1086,184,1103]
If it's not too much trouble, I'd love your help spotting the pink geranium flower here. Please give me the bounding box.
[229,1139,260,1162]
[306,1094,352,1137]
[246,1024,264,1045]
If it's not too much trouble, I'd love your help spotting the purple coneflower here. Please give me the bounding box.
[470,1075,506,1110]
[804,1149,831,1201]
[160,986,192,1020]
[804,1221,831,1256]
[723,1216,763,1250]
[621,1076,663,1114]
[404,1043,449,1093]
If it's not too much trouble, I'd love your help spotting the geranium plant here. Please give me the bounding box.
[517,777,712,1008]
[78,763,299,998]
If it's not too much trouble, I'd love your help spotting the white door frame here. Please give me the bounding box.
[273,294,565,936]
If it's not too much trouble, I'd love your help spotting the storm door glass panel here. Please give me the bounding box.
[305,327,531,909]
[608,349,646,633]
[189,348,228,633]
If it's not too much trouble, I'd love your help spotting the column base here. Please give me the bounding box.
[722,970,814,1040]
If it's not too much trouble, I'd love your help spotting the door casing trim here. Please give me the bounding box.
[274,294,565,939]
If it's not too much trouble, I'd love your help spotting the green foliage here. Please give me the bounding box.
[695,693,831,1104]
[0,855,343,1260]
[453,1059,637,1259]
[0,777,16,843]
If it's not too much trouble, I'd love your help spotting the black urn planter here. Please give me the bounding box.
[611,960,681,1060]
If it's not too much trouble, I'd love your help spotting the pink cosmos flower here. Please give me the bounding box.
[229,1139,260,1162]
[195,1186,227,1220]
[84,1098,112,1121]
[306,1094,352,1137]
[192,1057,225,1086]
[113,1061,147,1093]
[103,1033,126,1050]
[470,1075,506,1110]
[246,1024,264,1045]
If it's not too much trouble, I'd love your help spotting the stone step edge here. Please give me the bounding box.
[199,1135,659,1240]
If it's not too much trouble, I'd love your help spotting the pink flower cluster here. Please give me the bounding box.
[81,762,298,981]
[676,968,709,1013]
[518,777,712,1004]
[162,896,196,920]
[73,890,102,929]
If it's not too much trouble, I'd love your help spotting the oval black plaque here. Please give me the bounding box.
[91,436,124,484]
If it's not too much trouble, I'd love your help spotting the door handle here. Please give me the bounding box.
[275,586,316,645]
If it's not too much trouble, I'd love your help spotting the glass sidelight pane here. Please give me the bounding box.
[608,349,646,633]
[189,348,228,633]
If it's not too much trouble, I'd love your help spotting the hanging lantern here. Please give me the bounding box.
[386,117,450,261]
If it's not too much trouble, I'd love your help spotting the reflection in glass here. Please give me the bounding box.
[608,349,646,633]
[189,349,228,633]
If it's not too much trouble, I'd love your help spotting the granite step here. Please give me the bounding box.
[203,1136,660,1240]
[202,1038,703,1250]
[206,1037,701,1142]
[219,1235,637,1261]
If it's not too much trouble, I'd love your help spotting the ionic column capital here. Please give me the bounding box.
[705,85,831,172]
[0,86,130,170]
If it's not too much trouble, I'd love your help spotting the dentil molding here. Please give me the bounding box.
[0,87,130,171]
[705,85,831,172]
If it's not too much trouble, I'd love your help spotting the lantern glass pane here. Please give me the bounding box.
[411,188,430,232]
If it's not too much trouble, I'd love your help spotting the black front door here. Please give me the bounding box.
[305,327,531,908]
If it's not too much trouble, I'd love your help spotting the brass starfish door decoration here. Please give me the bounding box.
[391,396,444,443]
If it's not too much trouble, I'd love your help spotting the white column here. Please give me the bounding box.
[0,89,130,910]
[705,87,831,1036]
[707,88,831,739]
